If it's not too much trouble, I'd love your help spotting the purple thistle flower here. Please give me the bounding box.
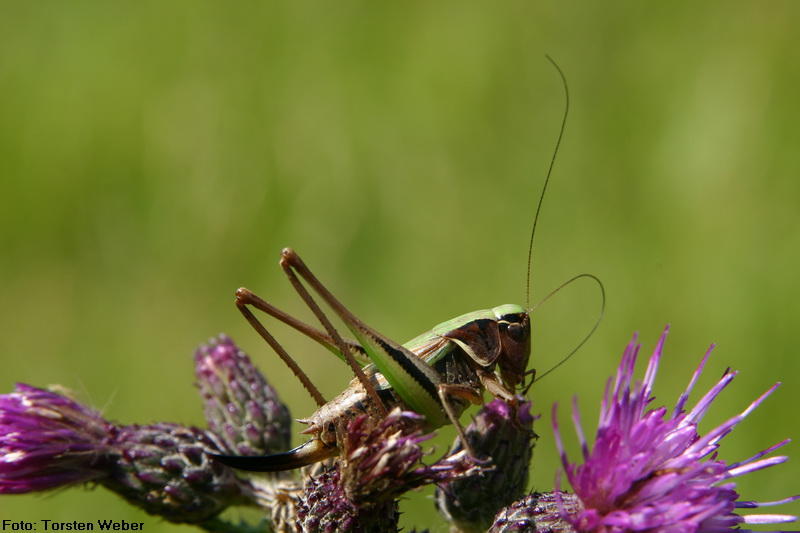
[338,408,481,501]
[552,326,799,532]
[296,408,481,532]
[0,383,249,524]
[0,384,110,493]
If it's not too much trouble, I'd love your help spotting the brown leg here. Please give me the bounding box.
[437,383,486,461]
[478,370,537,438]
[235,293,327,407]
[279,248,388,417]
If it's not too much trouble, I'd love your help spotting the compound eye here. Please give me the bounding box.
[506,322,527,342]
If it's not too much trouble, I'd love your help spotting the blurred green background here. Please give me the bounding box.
[2,2,799,531]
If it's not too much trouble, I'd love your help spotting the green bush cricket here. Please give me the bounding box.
[213,59,594,472]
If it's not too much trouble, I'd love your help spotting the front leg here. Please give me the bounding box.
[437,383,486,462]
[478,371,537,438]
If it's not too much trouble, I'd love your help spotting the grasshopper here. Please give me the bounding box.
[215,249,532,471]
[214,59,579,473]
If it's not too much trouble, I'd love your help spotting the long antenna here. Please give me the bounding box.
[526,56,569,310]
[527,272,606,385]
[520,60,605,386]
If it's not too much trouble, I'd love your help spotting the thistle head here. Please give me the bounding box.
[296,408,481,532]
[0,384,110,494]
[489,491,581,533]
[195,334,292,456]
[436,397,536,533]
[99,423,243,524]
[0,383,249,524]
[552,326,799,531]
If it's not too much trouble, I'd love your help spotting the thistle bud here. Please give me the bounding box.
[489,492,579,533]
[100,422,243,524]
[297,466,399,533]
[436,399,534,533]
[195,335,291,455]
[436,398,536,533]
